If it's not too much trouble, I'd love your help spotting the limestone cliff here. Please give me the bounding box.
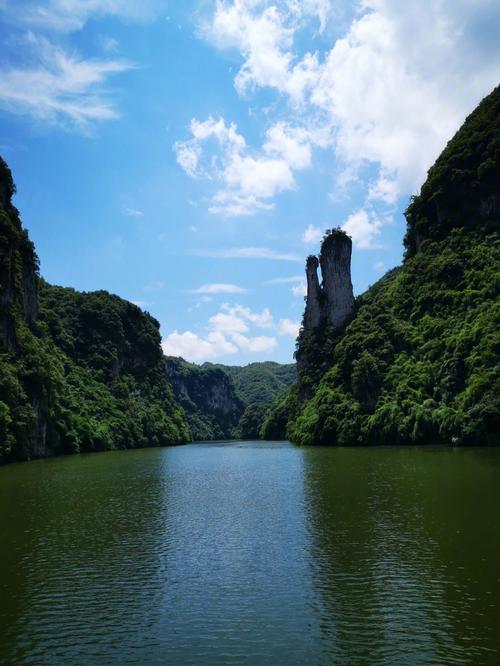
[165,356,244,440]
[302,229,354,334]
[297,229,354,375]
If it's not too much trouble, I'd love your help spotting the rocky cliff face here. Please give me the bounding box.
[0,158,38,351]
[302,229,354,335]
[303,255,323,330]
[320,231,355,329]
[165,357,244,440]
[297,229,355,375]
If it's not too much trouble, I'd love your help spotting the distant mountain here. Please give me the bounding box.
[263,85,500,446]
[165,358,296,440]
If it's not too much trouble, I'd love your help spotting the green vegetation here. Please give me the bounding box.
[208,361,296,406]
[165,358,296,440]
[165,356,244,440]
[0,159,189,462]
[263,85,500,446]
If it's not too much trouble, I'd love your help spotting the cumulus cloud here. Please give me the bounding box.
[202,0,500,215]
[175,116,323,215]
[277,318,300,336]
[342,209,382,250]
[0,34,131,126]
[162,330,238,362]
[162,302,279,362]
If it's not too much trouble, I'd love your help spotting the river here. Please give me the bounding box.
[0,442,499,665]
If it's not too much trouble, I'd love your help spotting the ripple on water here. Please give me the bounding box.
[0,444,499,665]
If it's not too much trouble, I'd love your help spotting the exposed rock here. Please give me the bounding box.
[303,255,323,330]
[319,230,355,329]
[165,357,244,440]
[302,228,355,334]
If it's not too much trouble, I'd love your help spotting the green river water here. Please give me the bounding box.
[0,442,499,665]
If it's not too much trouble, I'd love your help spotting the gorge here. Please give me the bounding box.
[1,85,499,462]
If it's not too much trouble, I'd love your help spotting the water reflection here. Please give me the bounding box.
[0,444,499,665]
[302,446,500,664]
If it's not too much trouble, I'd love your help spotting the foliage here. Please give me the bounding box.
[265,85,500,447]
[165,356,244,440]
[165,358,296,440]
[404,84,500,255]
[0,161,189,462]
[207,361,296,406]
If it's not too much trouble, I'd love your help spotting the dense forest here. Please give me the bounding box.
[165,357,295,440]
[263,85,500,446]
[0,159,189,462]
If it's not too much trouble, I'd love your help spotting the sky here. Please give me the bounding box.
[1,1,499,364]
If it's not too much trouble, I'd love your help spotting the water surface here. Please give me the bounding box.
[0,442,499,665]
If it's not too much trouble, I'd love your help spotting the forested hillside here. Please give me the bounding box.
[165,358,295,440]
[263,85,500,446]
[0,158,189,462]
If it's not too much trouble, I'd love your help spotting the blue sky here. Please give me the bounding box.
[1,0,499,363]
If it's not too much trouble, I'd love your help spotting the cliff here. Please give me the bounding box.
[165,358,296,440]
[297,229,354,375]
[165,356,244,440]
[263,85,500,446]
[0,159,189,462]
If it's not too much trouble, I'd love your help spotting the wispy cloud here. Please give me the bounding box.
[124,207,144,218]
[302,224,322,244]
[0,34,132,127]
[195,246,301,262]
[190,283,248,294]
[143,280,165,292]
[265,275,303,284]
[4,0,166,32]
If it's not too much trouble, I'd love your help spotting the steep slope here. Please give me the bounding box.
[210,361,296,438]
[0,159,189,462]
[263,85,500,446]
[164,357,244,440]
[165,358,296,440]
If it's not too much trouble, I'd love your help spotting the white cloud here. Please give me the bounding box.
[5,0,166,32]
[162,302,278,362]
[265,275,303,284]
[231,333,277,352]
[162,330,238,362]
[175,115,322,215]
[302,223,322,243]
[196,246,301,261]
[124,207,144,218]
[209,311,249,334]
[374,260,385,271]
[0,34,131,126]
[190,283,248,294]
[277,318,300,336]
[202,0,500,214]
[342,209,382,250]
[291,282,306,297]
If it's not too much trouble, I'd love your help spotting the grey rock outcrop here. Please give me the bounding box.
[303,255,323,330]
[319,230,354,329]
[302,228,354,333]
